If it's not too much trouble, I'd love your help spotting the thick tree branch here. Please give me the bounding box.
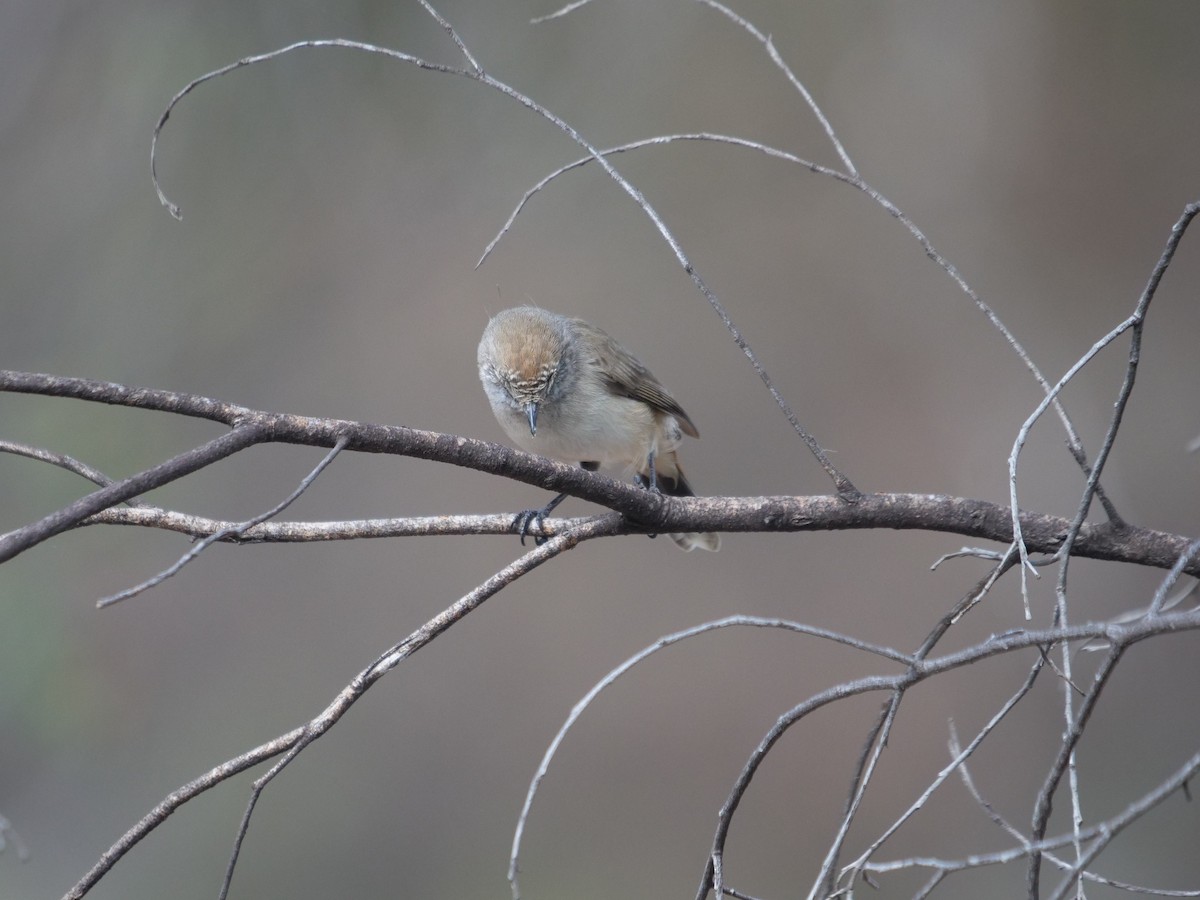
[70,495,1200,577]
[0,424,268,564]
[3,371,1196,576]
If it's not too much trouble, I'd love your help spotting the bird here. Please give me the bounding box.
[477,306,719,551]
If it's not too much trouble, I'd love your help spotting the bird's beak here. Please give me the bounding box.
[526,402,539,436]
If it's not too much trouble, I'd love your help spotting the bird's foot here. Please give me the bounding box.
[513,490,569,546]
[514,507,551,546]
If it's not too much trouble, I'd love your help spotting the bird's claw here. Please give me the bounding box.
[514,508,551,546]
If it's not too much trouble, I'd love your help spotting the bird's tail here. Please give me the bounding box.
[644,452,720,552]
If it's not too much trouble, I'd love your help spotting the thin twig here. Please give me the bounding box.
[1051,201,1200,575]
[914,869,947,899]
[864,748,1200,892]
[0,424,268,565]
[1007,317,1141,615]
[807,547,1020,899]
[691,602,1200,900]
[930,547,1010,568]
[714,886,769,900]
[1027,645,1126,896]
[417,0,483,73]
[954,742,1200,897]
[1148,537,1200,617]
[0,440,146,506]
[152,40,470,220]
[476,133,847,269]
[65,515,616,900]
[836,658,1045,889]
[691,0,857,174]
[61,726,308,900]
[510,616,912,900]
[97,435,349,607]
[1049,525,1086,888]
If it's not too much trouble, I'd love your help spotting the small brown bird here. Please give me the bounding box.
[477,306,719,551]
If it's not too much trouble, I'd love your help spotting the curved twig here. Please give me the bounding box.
[835,658,1045,892]
[510,615,912,899]
[96,435,350,607]
[64,515,617,900]
[805,547,1019,899]
[953,730,1200,897]
[0,440,146,506]
[860,747,1200,895]
[694,607,1200,900]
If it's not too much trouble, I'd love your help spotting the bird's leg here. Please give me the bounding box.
[514,461,600,546]
[635,450,660,492]
[514,493,567,546]
[634,451,660,539]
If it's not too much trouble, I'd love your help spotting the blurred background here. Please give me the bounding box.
[2,1,1199,897]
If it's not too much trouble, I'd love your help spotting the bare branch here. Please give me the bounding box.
[96,435,350,607]
[61,725,307,900]
[836,658,1045,890]
[530,0,592,25]
[0,424,268,565]
[864,747,1200,895]
[476,133,846,269]
[151,40,470,220]
[4,373,1196,580]
[692,602,1200,900]
[1027,645,1125,895]
[0,370,252,423]
[807,548,1019,899]
[0,440,146,506]
[1008,314,1141,613]
[1148,537,1200,617]
[416,0,483,74]
[82,506,573,541]
[1054,200,1200,558]
[64,515,617,900]
[510,616,912,900]
[690,0,857,175]
[1009,202,1200,613]
[713,886,769,900]
[73,496,1195,580]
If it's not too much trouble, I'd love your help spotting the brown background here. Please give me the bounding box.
[2,1,1199,898]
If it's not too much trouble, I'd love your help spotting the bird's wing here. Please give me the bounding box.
[576,319,700,438]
